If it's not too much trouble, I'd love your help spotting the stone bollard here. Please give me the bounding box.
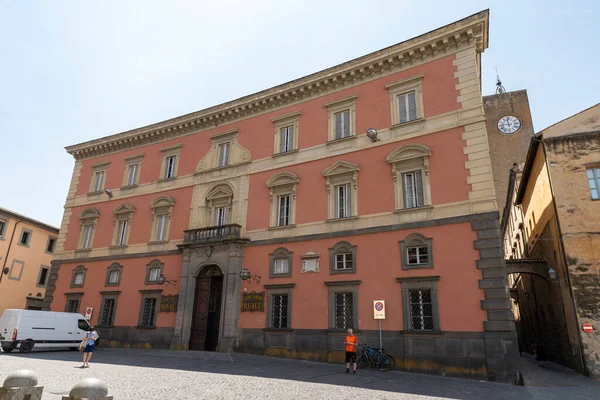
[0,369,44,400]
[61,378,113,400]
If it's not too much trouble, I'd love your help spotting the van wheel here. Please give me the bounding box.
[1,347,13,353]
[19,340,34,353]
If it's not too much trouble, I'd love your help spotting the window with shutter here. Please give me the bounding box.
[402,171,424,209]
[164,156,176,178]
[279,126,294,153]
[116,220,129,246]
[127,163,138,186]
[398,92,417,123]
[587,168,600,200]
[335,184,352,218]
[277,195,291,226]
[93,171,105,192]
[218,143,230,167]
[215,207,227,226]
[334,110,350,139]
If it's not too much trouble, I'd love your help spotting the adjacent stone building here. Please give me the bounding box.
[502,104,600,377]
[45,10,522,382]
[0,207,59,315]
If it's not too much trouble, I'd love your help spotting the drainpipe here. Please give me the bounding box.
[540,139,588,376]
[0,219,23,285]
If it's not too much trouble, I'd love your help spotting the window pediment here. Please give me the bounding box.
[150,196,176,209]
[112,204,136,216]
[80,208,100,220]
[206,183,234,201]
[266,172,300,188]
[196,129,251,172]
[403,233,428,246]
[386,144,431,167]
[322,160,360,178]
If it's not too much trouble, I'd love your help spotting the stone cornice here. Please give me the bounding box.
[65,10,489,160]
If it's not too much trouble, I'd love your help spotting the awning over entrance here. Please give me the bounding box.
[505,259,549,281]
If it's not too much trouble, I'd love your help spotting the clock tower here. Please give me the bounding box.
[483,80,535,220]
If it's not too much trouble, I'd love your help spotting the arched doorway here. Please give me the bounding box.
[189,265,223,351]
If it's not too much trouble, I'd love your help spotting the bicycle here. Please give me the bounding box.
[357,344,395,371]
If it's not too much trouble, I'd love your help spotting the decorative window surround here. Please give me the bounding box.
[325,95,358,142]
[122,154,144,188]
[145,259,164,285]
[70,265,87,288]
[329,241,357,275]
[159,144,182,181]
[400,233,433,270]
[111,204,135,247]
[98,291,120,327]
[36,265,50,288]
[8,259,24,281]
[105,262,123,287]
[586,167,600,200]
[264,283,295,329]
[204,183,234,227]
[64,292,83,313]
[266,172,300,228]
[322,160,359,220]
[196,129,251,173]
[385,74,424,127]
[325,280,361,331]
[272,112,301,155]
[269,247,293,278]
[88,162,110,194]
[18,228,32,247]
[0,217,7,240]
[396,276,440,331]
[386,144,432,211]
[77,209,100,250]
[149,196,175,242]
[138,289,163,328]
[45,236,57,255]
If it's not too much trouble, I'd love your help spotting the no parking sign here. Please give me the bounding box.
[373,300,385,319]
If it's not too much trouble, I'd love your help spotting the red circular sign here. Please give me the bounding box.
[375,302,384,311]
[583,323,593,333]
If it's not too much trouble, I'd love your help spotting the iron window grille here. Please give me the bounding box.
[409,289,434,331]
[100,299,116,326]
[67,299,80,313]
[334,291,354,330]
[271,294,288,328]
[141,298,157,327]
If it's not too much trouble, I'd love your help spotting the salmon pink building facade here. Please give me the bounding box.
[46,10,520,382]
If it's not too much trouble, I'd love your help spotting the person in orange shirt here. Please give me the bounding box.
[344,328,358,374]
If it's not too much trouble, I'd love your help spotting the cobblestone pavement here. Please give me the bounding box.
[1,349,599,400]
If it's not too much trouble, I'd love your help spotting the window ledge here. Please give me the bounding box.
[69,285,84,289]
[327,135,357,145]
[268,224,297,231]
[394,205,433,214]
[75,248,92,253]
[158,177,177,183]
[330,269,356,275]
[87,191,103,196]
[326,216,358,223]
[272,149,299,158]
[402,264,434,270]
[109,245,128,249]
[135,326,157,330]
[121,184,138,190]
[390,118,425,130]
[96,325,115,329]
[327,329,361,335]
[104,283,121,288]
[268,274,293,279]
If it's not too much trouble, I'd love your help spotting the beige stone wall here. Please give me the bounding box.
[545,133,600,377]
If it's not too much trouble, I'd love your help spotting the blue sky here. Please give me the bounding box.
[1,0,598,227]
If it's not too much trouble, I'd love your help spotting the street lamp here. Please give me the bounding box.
[239,268,261,284]
[548,268,557,280]
[156,274,177,285]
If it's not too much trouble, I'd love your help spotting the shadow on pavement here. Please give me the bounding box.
[2,348,598,400]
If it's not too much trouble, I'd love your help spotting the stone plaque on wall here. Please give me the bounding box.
[241,291,264,312]
[301,250,320,273]
[160,295,178,312]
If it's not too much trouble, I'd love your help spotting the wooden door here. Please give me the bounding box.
[205,276,223,351]
[189,277,211,350]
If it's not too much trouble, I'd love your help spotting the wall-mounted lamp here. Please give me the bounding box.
[156,274,177,285]
[548,268,557,280]
[239,268,261,284]
[366,128,378,142]
[104,188,113,199]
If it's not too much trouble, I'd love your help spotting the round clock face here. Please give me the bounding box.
[497,115,521,135]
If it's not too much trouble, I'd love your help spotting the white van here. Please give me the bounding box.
[0,309,91,353]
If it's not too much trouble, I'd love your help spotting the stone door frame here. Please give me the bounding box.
[171,240,247,352]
